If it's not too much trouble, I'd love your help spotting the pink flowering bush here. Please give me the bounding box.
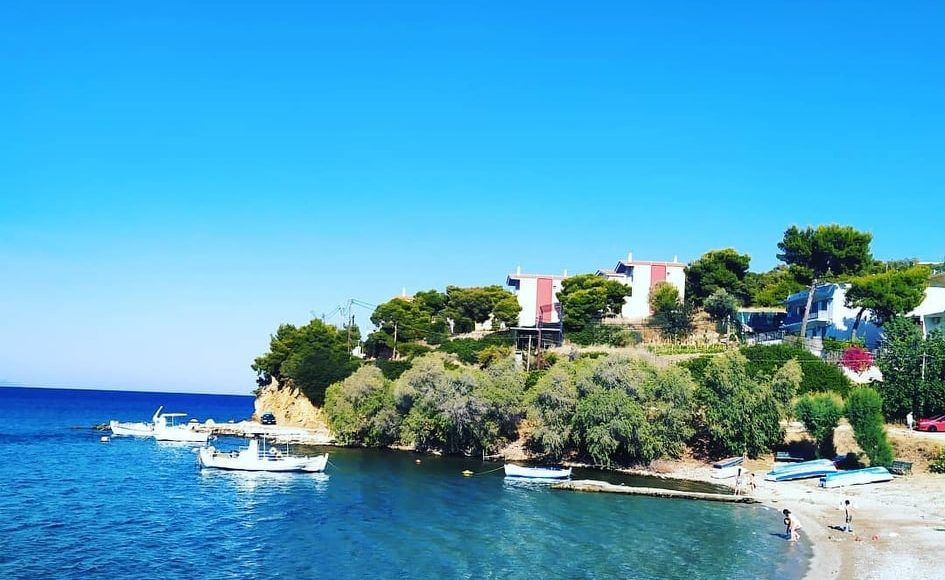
[841,346,874,374]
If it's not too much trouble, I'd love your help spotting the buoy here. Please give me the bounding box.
[100,436,110,443]
[415,459,421,464]
[462,470,474,477]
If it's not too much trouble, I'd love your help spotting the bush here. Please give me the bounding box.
[794,393,843,458]
[844,387,894,467]
[567,324,640,347]
[929,447,945,474]
[823,337,864,353]
[695,351,783,458]
[375,359,412,380]
[840,346,874,374]
[648,344,726,355]
[324,366,400,446]
[741,344,852,397]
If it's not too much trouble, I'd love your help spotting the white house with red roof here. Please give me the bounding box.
[597,252,686,320]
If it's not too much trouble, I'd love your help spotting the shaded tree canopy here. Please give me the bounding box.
[776,224,873,284]
[845,265,930,325]
[685,249,752,306]
[252,319,361,404]
[557,274,631,331]
[745,266,805,307]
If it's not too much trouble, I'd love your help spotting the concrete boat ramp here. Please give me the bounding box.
[553,480,757,504]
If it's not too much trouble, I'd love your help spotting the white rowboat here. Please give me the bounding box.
[819,467,893,488]
[504,464,572,479]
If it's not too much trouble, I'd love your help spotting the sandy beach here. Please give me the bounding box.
[659,451,944,579]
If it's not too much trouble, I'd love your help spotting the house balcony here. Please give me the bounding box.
[783,309,830,329]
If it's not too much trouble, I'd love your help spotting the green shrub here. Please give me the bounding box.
[741,344,852,397]
[648,344,726,355]
[695,351,783,458]
[375,359,412,380]
[566,324,639,347]
[823,337,864,353]
[678,356,712,382]
[929,447,945,474]
[794,393,843,458]
[324,366,400,446]
[844,387,894,467]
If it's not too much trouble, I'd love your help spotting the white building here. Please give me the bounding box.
[506,268,566,328]
[907,287,945,337]
[597,252,686,320]
[782,283,882,347]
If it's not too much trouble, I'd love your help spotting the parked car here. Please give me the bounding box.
[916,414,945,432]
[260,412,277,426]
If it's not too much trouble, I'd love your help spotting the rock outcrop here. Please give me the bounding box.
[253,377,333,441]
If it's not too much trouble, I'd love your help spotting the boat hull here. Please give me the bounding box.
[819,467,893,488]
[504,464,572,479]
[109,420,154,437]
[154,427,209,443]
[765,459,837,482]
[198,446,328,472]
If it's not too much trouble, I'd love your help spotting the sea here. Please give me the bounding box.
[0,386,812,579]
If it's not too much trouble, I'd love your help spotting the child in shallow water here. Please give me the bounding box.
[782,509,801,542]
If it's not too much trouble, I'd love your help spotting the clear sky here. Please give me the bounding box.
[2,1,942,394]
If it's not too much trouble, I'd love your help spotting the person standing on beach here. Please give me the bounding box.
[734,467,744,496]
[782,509,801,542]
[843,499,854,533]
[907,411,914,431]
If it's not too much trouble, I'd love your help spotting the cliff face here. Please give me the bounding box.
[253,377,333,439]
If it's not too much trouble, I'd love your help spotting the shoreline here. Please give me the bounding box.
[640,459,943,579]
[181,419,942,577]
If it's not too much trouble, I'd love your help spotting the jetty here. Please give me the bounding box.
[553,479,758,504]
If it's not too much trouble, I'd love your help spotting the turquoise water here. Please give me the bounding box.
[0,387,811,578]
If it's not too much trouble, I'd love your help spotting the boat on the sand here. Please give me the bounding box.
[198,438,328,472]
[765,459,837,482]
[819,466,893,488]
[504,464,572,480]
[711,456,745,479]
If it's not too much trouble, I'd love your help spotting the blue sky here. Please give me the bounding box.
[2,1,943,394]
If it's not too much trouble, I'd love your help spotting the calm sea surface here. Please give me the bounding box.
[0,386,812,579]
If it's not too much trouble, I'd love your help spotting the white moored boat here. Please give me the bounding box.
[504,464,572,480]
[198,438,328,472]
[152,408,209,443]
[109,420,154,437]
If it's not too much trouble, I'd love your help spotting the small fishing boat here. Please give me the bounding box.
[198,438,328,472]
[819,467,893,488]
[109,420,154,437]
[710,456,745,479]
[504,464,572,480]
[152,408,209,443]
[765,459,837,482]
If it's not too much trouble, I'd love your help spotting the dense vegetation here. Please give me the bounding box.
[843,387,894,467]
[740,344,852,398]
[252,320,361,404]
[875,317,945,420]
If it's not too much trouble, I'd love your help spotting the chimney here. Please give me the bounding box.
[516,265,521,275]
[673,255,678,263]
[627,251,633,263]
[402,287,407,297]
[563,269,568,276]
